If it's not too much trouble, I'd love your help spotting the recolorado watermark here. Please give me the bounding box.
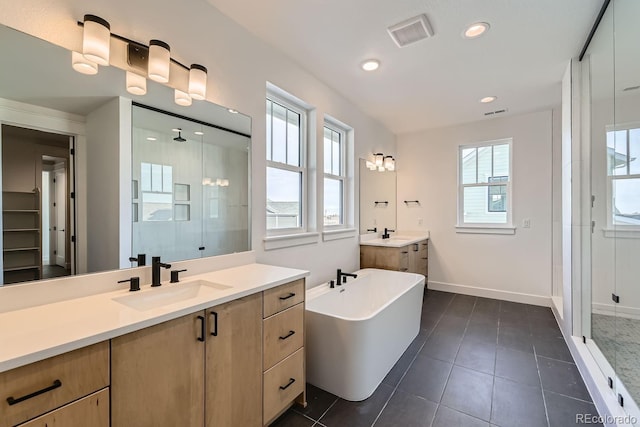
[576,414,638,424]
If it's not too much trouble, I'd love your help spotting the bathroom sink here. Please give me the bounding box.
[389,236,413,242]
[112,280,232,311]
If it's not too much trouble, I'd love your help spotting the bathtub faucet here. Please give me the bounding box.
[337,268,358,285]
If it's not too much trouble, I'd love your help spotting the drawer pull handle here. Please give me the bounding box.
[401,251,408,254]
[421,257,428,260]
[279,330,295,340]
[279,378,296,390]
[279,292,296,301]
[7,379,62,406]
[400,268,408,272]
[197,315,205,342]
[210,311,218,337]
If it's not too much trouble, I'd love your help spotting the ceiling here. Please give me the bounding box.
[207,0,602,134]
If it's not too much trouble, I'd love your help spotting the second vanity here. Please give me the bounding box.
[0,259,308,427]
[360,232,429,278]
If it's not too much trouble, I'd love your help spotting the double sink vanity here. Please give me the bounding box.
[0,259,309,427]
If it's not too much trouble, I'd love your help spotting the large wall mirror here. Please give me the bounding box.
[358,158,396,235]
[0,24,251,285]
[583,0,640,414]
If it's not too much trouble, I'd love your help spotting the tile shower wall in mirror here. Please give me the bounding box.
[131,105,250,263]
[584,0,640,416]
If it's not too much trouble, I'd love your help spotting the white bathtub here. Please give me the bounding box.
[305,268,425,401]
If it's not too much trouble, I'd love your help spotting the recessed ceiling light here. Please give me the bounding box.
[146,137,157,141]
[480,96,497,103]
[464,22,490,39]
[228,109,238,114]
[361,59,380,71]
[194,131,204,135]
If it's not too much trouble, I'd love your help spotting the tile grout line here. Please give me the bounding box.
[371,291,456,427]
[313,398,338,425]
[533,342,552,427]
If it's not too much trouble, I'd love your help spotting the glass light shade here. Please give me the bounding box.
[378,166,386,172]
[374,153,384,166]
[82,15,110,66]
[126,71,147,95]
[148,40,171,83]
[387,158,396,171]
[174,89,192,106]
[188,64,207,100]
[71,51,98,75]
[384,156,393,169]
[366,160,377,170]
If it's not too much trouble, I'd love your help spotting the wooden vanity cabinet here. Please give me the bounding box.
[111,296,264,427]
[111,312,206,427]
[360,239,428,278]
[0,342,109,427]
[206,293,263,427]
[19,389,109,427]
[262,279,306,425]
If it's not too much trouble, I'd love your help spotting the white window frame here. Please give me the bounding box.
[323,122,347,228]
[456,138,514,234]
[265,91,308,236]
[604,123,640,237]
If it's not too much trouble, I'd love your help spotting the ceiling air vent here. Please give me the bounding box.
[484,108,508,117]
[387,14,434,48]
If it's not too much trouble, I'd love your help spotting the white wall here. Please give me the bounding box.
[397,110,553,305]
[85,97,131,273]
[0,0,395,287]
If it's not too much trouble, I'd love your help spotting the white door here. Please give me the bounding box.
[54,170,66,267]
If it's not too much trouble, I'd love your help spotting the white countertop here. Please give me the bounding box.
[0,263,308,373]
[359,232,430,248]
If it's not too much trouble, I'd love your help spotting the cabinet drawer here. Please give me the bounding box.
[419,241,428,258]
[264,279,304,318]
[19,388,109,427]
[264,304,304,370]
[0,342,109,427]
[263,348,304,424]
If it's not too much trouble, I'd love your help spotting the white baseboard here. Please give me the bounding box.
[592,303,640,320]
[428,280,551,307]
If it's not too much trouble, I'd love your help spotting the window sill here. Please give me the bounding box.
[602,228,640,239]
[263,232,319,250]
[322,228,357,242]
[455,226,516,235]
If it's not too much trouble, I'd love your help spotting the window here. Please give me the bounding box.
[266,96,306,231]
[458,139,512,227]
[607,127,640,227]
[141,162,173,221]
[323,125,345,226]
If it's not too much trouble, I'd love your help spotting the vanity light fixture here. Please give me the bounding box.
[374,153,384,167]
[366,161,377,171]
[188,64,207,100]
[126,71,147,95]
[82,14,111,66]
[71,51,98,75]
[463,22,490,39]
[377,166,386,172]
[174,89,192,107]
[480,96,497,103]
[148,40,171,83]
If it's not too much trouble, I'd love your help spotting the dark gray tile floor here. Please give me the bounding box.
[271,290,602,427]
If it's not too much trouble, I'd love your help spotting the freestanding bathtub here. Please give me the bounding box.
[305,268,425,401]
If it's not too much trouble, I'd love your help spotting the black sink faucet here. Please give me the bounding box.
[382,228,395,239]
[151,256,171,287]
[336,268,357,285]
[129,254,146,266]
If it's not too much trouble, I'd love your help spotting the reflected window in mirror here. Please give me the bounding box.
[266,92,307,232]
[606,125,640,227]
[323,123,347,226]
